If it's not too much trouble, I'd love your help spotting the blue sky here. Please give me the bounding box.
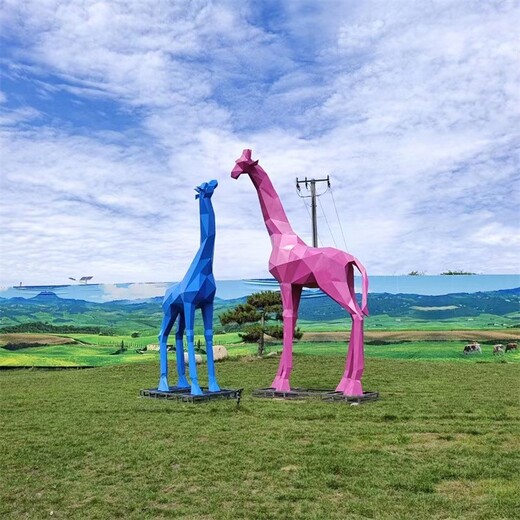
[0,0,519,287]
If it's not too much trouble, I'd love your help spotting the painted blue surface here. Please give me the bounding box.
[157,180,220,395]
[2,275,519,303]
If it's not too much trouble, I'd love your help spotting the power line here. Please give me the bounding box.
[317,195,337,247]
[329,186,348,251]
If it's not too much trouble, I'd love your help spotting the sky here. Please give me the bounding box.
[0,0,519,287]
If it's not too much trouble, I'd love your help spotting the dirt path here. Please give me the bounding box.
[0,333,78,346]
[302,330,519,343]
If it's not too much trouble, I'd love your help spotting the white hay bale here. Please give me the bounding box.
[212,345,229,361]
[184,352,203,364]
[147,344,173,351]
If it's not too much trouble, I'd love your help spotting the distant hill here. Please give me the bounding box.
[30,291,63,301]
[0,288,518,333]
[298,288,520,321]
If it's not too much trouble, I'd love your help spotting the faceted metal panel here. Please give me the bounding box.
[157,180,220,396]
[232,150,369,396]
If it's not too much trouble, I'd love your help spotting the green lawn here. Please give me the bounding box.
[1,358,519,519]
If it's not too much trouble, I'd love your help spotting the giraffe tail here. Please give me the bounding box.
[353,259,369,316]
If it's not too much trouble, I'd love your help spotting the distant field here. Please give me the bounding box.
[1,337,518,367]
[67,332,243,346]
[303,330,520,343]
[0,344,149,367]
[3,328,514,348]
[0,334,77,347]
[299,313,519,331]
[299,341,520,362]
[0,331,243,367]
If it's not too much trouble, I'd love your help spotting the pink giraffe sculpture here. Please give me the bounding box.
[231,149,369,396]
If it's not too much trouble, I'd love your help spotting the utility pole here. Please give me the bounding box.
[296,176,330,247]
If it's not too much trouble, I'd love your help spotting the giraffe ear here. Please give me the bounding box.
[195,182,207,199]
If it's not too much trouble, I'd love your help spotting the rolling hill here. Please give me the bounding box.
[0,288,517,334]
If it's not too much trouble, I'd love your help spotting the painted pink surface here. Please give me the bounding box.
[232,149,369,396]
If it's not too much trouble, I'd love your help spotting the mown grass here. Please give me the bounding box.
[1,357,519,519]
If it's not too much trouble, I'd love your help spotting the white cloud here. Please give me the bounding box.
[100,283,168,302]
[0,105,41,126]
[0,0,518,286]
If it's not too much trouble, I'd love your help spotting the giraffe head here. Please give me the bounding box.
[231,149,259,179]
[195,179,218,199]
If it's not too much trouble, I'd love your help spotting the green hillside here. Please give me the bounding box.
[1,288,518,335]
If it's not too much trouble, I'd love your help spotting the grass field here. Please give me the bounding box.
[298,314,519,331]
[67,332,244,347]
[0,332,246,367]
[1,326,518,367]
[0,344,151,367]
[1,357,519,519]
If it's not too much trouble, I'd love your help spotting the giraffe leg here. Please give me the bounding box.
[316,266,365,396]
[184,303,202,396]
[174,312,190,389]
[157,305,178,391]
[341,264,366,395]
[336,312,364,396]
[272,284,302,392]
[201,302,220,392]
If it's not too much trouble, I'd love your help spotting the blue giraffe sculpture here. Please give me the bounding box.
[157,180,220,395]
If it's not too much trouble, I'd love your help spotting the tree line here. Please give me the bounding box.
[0,322,112,334]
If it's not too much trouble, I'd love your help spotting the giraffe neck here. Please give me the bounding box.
[248,165,302,243]
[199,196,215,245]
[195,196,215,273]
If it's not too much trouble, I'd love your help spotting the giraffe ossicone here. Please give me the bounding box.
[232,149,369,396]
[157,179,220,395]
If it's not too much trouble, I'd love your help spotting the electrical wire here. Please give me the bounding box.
[329,186,349,251]
[317,195,337,247]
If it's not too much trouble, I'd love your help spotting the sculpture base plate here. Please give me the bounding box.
[140,387,243,404]
[252,387,379,403]
[322,390,379,403]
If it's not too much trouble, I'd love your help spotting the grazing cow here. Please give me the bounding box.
[493,344,504,355]
[505,342,518,352]
[463,342,482,354]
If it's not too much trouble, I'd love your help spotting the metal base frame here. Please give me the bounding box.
[252,387,379,403]
[322,390,379,403]
[139,387,243,404]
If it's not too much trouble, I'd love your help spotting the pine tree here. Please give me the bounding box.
[219,291,302,356]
